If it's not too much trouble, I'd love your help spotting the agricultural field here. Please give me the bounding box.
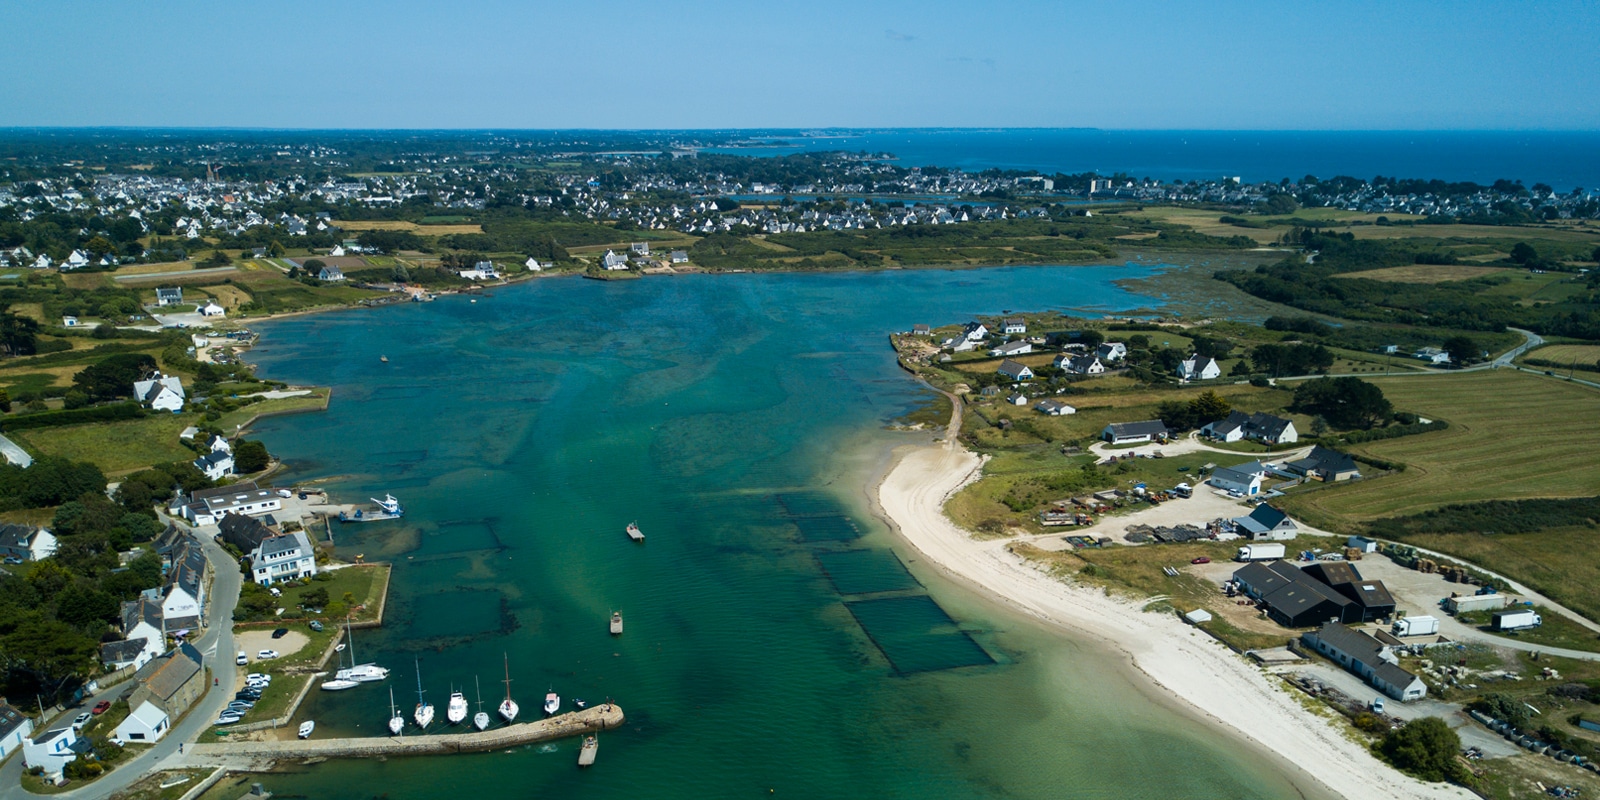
[1334,264,1512,283]
[1280,371,1600,525]
[332,219,483,236]
[1525,343,1600,367]
[11,413,199,475]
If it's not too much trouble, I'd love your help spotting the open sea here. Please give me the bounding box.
[706,129,1600,191]
[245,266,1328,799]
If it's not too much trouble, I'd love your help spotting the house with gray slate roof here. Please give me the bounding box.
[1302,622,1427,701]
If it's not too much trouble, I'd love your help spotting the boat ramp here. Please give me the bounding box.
[192,704,623,764]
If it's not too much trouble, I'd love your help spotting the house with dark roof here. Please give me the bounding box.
[0,700,33,760]
[1302,562,1397,622]
[128,643,206,719]
[175,481,283,525]
[161,544,207,633]
[249,531,318,586]
[1209,462,1266,496]
[996,359,1034,381]
[22,725,88,779]
[1202,410,1299,445]
[1233,504,1298,541]
[1101,420,1169,445]
[193,450,234,481]
[1301,622,1428,701]
[1232,560,1300,600]
[1056,354,1107,375]
[1260,578,1356,628]
[1001,318,1026,334]
[0,524,57,562]
[1286,445,1361,482]
[218,514,274,554]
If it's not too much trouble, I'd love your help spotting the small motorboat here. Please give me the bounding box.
[578,735,598,767]
[298,720,315,739]
[447,689,468,725]
[625,522,644,542]
[574,699,587,709]
[609,611,623,636]
[543,691,560,716]
[320,678,359,691]
[380,355,389,363]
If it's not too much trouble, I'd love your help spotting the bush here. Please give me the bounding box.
[1377,717,1465,783]
[0,402,146,431]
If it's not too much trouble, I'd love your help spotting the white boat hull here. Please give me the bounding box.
[298,721,315,739]
[543,694,559,715]
[389,716,403,735]
[447,693,468,724]
[320,679,359,691]
[474,712,490,731]
[414,704,434,728]
[499,699,519,723]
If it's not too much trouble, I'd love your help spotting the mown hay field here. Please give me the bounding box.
[1335,264,1512,283]
[1528,344,1600,366]
[1283,371,1600,524]
[332,219,483,236]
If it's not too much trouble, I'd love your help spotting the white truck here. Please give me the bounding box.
[1236,543,1286,562]
[1392,615,1440,637]
[1493,609,1542,631]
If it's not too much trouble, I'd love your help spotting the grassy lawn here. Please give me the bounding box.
[107,768,215,800]
[11,413,199,475]
[1456,605,1600,653]
[236,564,388,625]
[1527,343,1600,367]
[1333,264,1513,283]
[1279,371,1600,525]
[216,388,330,431]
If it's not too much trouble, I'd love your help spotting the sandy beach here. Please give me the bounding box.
[873,425,1473,800]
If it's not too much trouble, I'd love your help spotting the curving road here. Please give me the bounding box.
[0,531,241,800]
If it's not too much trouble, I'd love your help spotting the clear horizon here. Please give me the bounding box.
[3,0,1597,130]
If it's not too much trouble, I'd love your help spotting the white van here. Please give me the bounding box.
[236,651,248,665]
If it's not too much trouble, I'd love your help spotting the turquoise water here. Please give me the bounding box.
[246,266,1324,799]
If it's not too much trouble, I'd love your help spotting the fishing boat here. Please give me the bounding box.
[625,522,644,542]
[340,494,405,523]
[609,611,623,636]
[543,689,560,716]
[320,677,359,691]
[498,654,519,723]
[413,661,434,728]
[447,687,468,725]
[298,720,315,739]
[380,355,389,363]
[473,676,489,731]
[388,687,403,735]
[578,735,598,767]
[334,617,389,683]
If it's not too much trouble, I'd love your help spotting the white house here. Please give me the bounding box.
[630,242,650,256]
[176,483,282,525]
[154,287,184,306]
[1035,399,1077,416]
[23,726,84,779]
[524,256,544,271]
[1301,622,1427,701]
[458,261,500,281]
[250,531,318,586]
[1057,354,1106,375]
[962,322,989,342]
[1414,347,1451,365]
[1097,342,1128,362]
[1232,504,1298,541]
[205,434,231,454]
[996,359,1034,381]
[193,451,234,481]
[1202,411,1299,445]
[328,245,346,257]
[600,250,629,270]
[64,250,91,270]
[1102,420,1170,444]
[0,702,33,761]
[113,701,170,744]
[1177,356,1222,381]
[1005,392,1028,406]
[989,340,1033,358]
[1001,318,1027,334]
[317,265,345,282]
[61,316,78,327]
[669,250,690,264]
[198,301,225,318]
[101,596,165,671]
[161,545,207,631]
[0,524,58,562]
[1209,463,1265,496]
[133,373,186,412]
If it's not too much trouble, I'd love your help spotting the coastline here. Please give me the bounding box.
[868,404,1473,800]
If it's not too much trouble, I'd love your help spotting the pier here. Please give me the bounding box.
[191,705,623,763]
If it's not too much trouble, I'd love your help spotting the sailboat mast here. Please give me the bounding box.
[503,653,512,701]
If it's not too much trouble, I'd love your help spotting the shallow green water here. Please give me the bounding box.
[247,266,1323,799]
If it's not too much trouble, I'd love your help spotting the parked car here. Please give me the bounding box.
[1371,698,1385,714]
[237,651,249,665]
[214,713,243,726]
[1190,557,1211,564]
[72,712,92,731]
[257,649,280,660]
[271,628,289,639]
[92,701,111,715]
[308,620,324,632]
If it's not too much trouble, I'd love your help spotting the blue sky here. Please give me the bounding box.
[2,0,1596,129]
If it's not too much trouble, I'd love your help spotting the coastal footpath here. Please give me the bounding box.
[872,399,1472,800]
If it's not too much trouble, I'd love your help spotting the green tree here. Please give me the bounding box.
[1291,377,1393,429]
[1509,242,1538,265]
[1441,335,1477,366]
[0,306,40,356]
[54,584,118,630]
[1188,390,1231,424]
[1310,415,1329,437]
[267,240,286,257]
[1156,399,1197,432]
[0,387,10,412]
[91,323,115,340]
[233,439,270,473]
[71,353,157,401]
[83,236,115,258]
[1377,717,1465,783]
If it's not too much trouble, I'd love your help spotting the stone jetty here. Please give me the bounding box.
[191,704,623,762]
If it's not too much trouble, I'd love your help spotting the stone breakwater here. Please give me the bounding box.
[192,705,624,762]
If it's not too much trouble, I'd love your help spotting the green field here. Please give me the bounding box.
[1282,371,1600,525]
[1527,343,1600,367]
[12,413,198,474]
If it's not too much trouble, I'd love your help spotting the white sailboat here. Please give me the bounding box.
[413,660,434,728]
[473,676,490,731]
[320,677,359,691]
[543,688,560,716]
[388,687,403,735]
[447,686,468,725]
[498,653,519,723]
[335,616,389,683]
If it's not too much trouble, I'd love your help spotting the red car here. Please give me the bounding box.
[1190,557,1211,565]
[92,701,111,715]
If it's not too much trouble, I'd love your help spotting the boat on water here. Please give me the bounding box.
[340,494,405,523]
[413,661,434,728]
[388,687,403,736]
[320,678,359,691]
[610,611,623,636]
[473,676,490,731]
[380,355,389,363]
[625,522,644,542]
[498,653,519,723]
[447,688,468,725]
[334,617,389,683]
[298,720,315,739]
[578,735,598,767]
[544,690,560,716]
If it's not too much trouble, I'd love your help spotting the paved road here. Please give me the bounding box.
[0,530,242,800]
[1270,327,1545,383]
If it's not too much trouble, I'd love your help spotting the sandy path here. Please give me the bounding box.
[874,428,1471,799]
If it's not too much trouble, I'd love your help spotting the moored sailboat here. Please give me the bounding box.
[413,660,434,728]
[388,687,403,735]
[498,653,519,723]
[473,675,490,731]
